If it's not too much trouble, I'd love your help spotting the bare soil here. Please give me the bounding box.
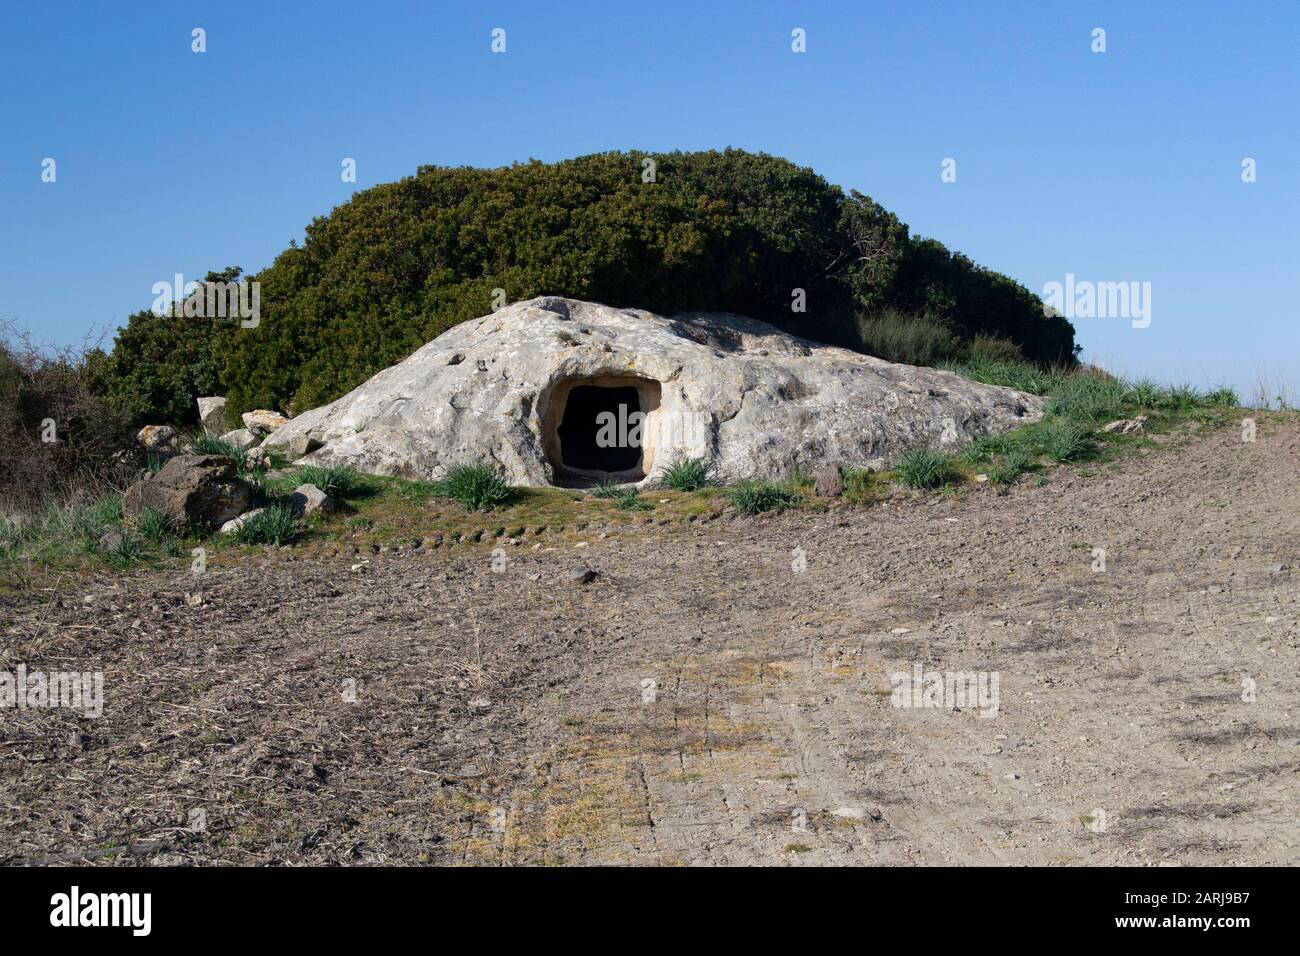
[2,417,1297,866]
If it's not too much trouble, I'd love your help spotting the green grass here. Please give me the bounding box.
[656,456,715,492]
[987,448,1032,493]
[894,449,953,489]
[233,503,299,546]
[842,467,884,506]
[1038,418,1092,463]
[291,464,368,499]
[133,506,176,544]
[187,434,245,463]
[590,479,626,499]
[727,480,801,515]
[613,488,652,511]
[434,463,513,512]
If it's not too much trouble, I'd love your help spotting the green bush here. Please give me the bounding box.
[894,449,952,489]
[436,464,512,512]
[656,456,715,492]
[727,480,801,515]
[75,151,1074,423]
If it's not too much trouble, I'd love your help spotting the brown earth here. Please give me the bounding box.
[2,417,1297,866]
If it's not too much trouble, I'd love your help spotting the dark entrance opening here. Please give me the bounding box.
[557,385,642,473]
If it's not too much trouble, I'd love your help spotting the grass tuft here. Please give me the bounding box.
[727,480,801,515]
[435,463,512,512]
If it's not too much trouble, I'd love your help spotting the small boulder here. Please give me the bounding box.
[97,529,124,552]
[245,446,271,468]
[219,508,264,535]
[136,424,178,452]
[813,464,844,497]
[280,434,323,460]
[1102,415,1148,435]
[123,454,254,529]
[220,428,259,451]
[569,566,597,585]
[197,396,228,436]
[242,409,291,436]
[290,483,335,518]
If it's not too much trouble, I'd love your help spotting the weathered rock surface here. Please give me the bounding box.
[220,428,259,451]
[197,396,228,436]
[219,508,264,536]
[242,409,291,435]
[281,434,323,460]
[136,424,178,452]
[123,454,254,529]
[266,297,1044,486]
[814,464,844,497]
[290,483,335,518]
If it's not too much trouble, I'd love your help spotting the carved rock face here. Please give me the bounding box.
[264,297,1044,487]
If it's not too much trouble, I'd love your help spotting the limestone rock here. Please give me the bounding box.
[242,409,291,436]
[219,508,264,536]
[136,424,178,452]
[197,396,228,436]
[220,428,259,451]
[270,433,323,461]
[1102,415,1147,435]
[290,483,335,518]
[123,454,254,529]
[813,464,844,497]
[267,297,1045,487]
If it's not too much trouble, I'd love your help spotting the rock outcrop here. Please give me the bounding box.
[197,396,228,436]
[265,297,1044,487]
[123,454,254,529]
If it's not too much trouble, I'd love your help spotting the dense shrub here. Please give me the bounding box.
[142,150,1076,420]
[90,269,241,427]
[0,327,135,512]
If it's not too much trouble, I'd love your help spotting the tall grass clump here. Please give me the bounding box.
[1038,419,1091,462]
[436,463,512,512]
[894,449,952,489]
[293,464,367,499]
[656,456,715,492]
[233,503,299,546]
[727,480,801,516]
[855,310,963,367]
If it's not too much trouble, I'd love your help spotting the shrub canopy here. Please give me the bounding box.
[100,150,1076,422]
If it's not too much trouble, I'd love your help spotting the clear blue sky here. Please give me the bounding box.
[3,0,1297,399]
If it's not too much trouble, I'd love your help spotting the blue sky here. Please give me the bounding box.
[2,0,1297,398]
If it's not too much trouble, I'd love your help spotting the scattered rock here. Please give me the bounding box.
[279,434,323,460]
[220,428,260,451]
[123,454,254,529]
[290,483,335,518]
[197,396,227,436]
[97,529,123,552]
[245,446,271,468]
[136,424,178,452]
[1102,415,1148,435]
[219,508,263,535]
[813,464,844,497]
[570,566,597,585]
[241,409,291,436]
